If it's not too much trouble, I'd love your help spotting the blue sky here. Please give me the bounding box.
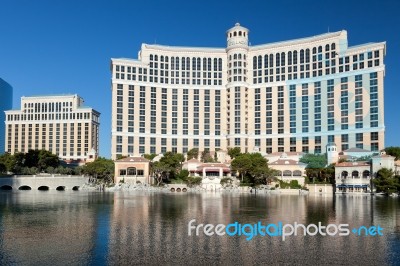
[1,0,399,158]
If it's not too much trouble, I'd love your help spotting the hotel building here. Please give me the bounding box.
[4,94,100,161]
[110,23,385,159]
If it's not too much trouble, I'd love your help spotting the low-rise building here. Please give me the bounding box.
[114,156,151,184]
[268,153,307,186]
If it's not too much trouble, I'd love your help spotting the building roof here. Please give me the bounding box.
[269,159,306,166]
[196,163,230,172]
[335,161,370,167]
[344,147,371,153]
[116,157,150,163]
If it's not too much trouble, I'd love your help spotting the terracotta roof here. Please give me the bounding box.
[344,147,371,153]
[269,159,306,166]
[335,161,370,167]
[116,157,150,163]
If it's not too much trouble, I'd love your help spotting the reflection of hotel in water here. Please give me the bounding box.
[108,193,396,264]
[0,192,98,265]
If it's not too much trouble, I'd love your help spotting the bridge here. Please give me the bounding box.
[0,175,88,191]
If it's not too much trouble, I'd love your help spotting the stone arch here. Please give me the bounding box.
[19,185,32,190]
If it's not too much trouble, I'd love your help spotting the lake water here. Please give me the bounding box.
[0,191,399,265]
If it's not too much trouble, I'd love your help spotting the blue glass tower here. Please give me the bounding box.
[0,79,13,153]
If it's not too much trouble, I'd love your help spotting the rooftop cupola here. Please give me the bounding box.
[226,23,249,50]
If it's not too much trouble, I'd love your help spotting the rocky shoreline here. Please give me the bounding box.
[80,183,310,195]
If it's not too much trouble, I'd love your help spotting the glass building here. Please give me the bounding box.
[0,78,13,154]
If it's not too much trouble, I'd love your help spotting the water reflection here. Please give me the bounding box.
[0,191,399,265]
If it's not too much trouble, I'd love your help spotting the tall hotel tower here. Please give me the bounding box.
[111,23,385,159]
[5,94,100,161]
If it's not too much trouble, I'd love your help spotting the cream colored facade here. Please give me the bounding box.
[111,23,385,159]
[5,94,100,161]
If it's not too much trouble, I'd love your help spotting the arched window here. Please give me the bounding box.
[331,43,336,50]
[276,53,280,67]
[363,170,370,178]
[154,55,158,61]
[352,171,359,178]
[203,58,207,71]
[281,52,285,66]
[277,171,282,177]
[318,46,322,53]
[213,58,217,71]
[288,51,292,65]
[300,49,304,64]
[234,31,237,36]
[258,55,262,69]
[160,55,164,62]
[293,50,298,64]
[197,58,201,70]
[283,170,292,176]
[239,31,242,36]
[325,44,330,51]
[175,57,179,70]
[186,57,190,70]
[218,58,222,71]
[341,171,348,178]
[312,47,317,54]
[171,57,175,70]
[165,56,169,62]
[253,56,257,69]
[150,54,153,60]
[305,49,310,63]
[127,167,136,176]
[208,58,212,71]
[269,54,274,67]
[234,54,238,60]
[264,55,268,68]
[238,54,242,60]
[293,170,302,176]
[192,57,196,70]
[182,57,186,70]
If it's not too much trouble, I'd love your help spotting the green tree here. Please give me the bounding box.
[0,163,6,174]
[37,150,59,171]
[200,150,214,163]
[384,147,400,160]
[231,153,252,181]
[187,148,199,160]
[152,161,172,185]
[228,147,242,159]
[83,157,114,183]
[159,152,185,177]
[300,153,327,168]
[373,168,398,194]
[143,154,157,161]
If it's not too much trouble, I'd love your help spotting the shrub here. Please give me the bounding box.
[186,176,202,187]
